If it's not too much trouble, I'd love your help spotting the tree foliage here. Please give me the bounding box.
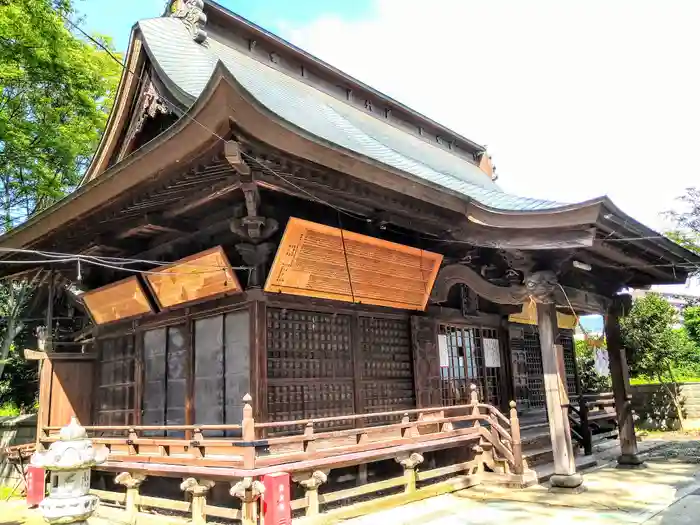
[0,0,121,408]
[621,293,700,428]
[0,0,121,230]
[685,305,700,349]
[666,187,700,260]
[575,336,611,394]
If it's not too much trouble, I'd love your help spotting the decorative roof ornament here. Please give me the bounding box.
[169,0,208,44]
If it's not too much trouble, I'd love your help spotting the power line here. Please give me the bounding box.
[0,247,252,276]
[0,247,247,269]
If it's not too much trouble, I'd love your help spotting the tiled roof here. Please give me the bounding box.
[139,18,564,212]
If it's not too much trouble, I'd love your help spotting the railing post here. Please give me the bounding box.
[304,422,315,453]
[115,472,146,524]
[396,453,424,493]
[470,384,481,428]
[292,470,328,516]
[579,396,593,456]
[127,428,138,456]
[181,478,215,525]
[241,393,256,469]
[509,401,524,475]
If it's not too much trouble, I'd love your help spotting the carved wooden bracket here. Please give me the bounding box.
[292,470,329,490]
[229,177,279,243]
[230,477,265,502]
[180,478,215,496]
[236,242,274,287]
[431,264,610,313]
[115,472,146,489]
[431,264,556,305]
[396,452,424,470]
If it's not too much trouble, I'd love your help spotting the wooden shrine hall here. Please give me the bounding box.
[3,0,700,521]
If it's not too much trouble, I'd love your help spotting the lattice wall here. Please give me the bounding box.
[266,308,414,428]
[523,328,545,409]
[560,330,578,396]
[96,336,136,427]
[267,308,355,429]
[360,316,414,413]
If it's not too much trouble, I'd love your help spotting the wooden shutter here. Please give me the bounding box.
[410,316,441,408]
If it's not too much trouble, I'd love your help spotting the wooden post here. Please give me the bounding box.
[470,383,481,429]
[181,478,215,525]
[231,477,265,525]
[357,463,368,486]
[509,401,524,475]
[605,294,643,467]
[241,393,256,469]
[579,396,593,456]
[395,453,424,494]
[304,421,315,453]
[293,471,328,516]
[115,472,146,525]
[536,301,583,491]
[45,270,54,352]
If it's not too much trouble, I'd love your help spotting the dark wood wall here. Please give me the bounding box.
[87,292,517,429]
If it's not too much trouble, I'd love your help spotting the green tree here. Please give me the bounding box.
[621,293,698,429]
[0,0,121,229]
[0,0,120,406]
[684,305,700,348]
[666,187,700,258]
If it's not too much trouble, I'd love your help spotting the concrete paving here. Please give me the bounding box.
[345,446,700,525]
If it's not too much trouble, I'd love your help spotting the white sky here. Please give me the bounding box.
[279,0,700,236]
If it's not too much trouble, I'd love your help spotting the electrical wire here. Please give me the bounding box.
[0,247,249,270]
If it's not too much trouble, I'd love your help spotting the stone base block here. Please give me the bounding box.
[549,473,584,493]
[617,454,646,469]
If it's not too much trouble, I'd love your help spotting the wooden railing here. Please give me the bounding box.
[569,392,618,455]
[41,386,535,524]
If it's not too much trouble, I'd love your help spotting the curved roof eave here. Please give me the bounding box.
[82,25,143,185]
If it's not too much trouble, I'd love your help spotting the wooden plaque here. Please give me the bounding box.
[82,277,152,325]
[264,218,443,310]
[145,246,242,309]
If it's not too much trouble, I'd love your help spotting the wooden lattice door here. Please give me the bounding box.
[437,323,502,407]
[509,325,545,411]
[266,308,355,430]
[509,324,578,411]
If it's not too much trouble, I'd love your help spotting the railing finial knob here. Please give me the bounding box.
[242,393,252,403]
[509,400,517,409]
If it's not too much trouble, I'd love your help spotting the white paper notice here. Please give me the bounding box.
[484,338,501,368]
[438,334,449,367]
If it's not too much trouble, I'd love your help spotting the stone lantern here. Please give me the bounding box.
[31,418,108,524]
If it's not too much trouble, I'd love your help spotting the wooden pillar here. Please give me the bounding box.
[605,294,643,467]
[536,302,583,491]
[115,472,146,524]
[181,478,215,525]
[396,453,424,494]
[230,477,265,525]
[293,470,328,516]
